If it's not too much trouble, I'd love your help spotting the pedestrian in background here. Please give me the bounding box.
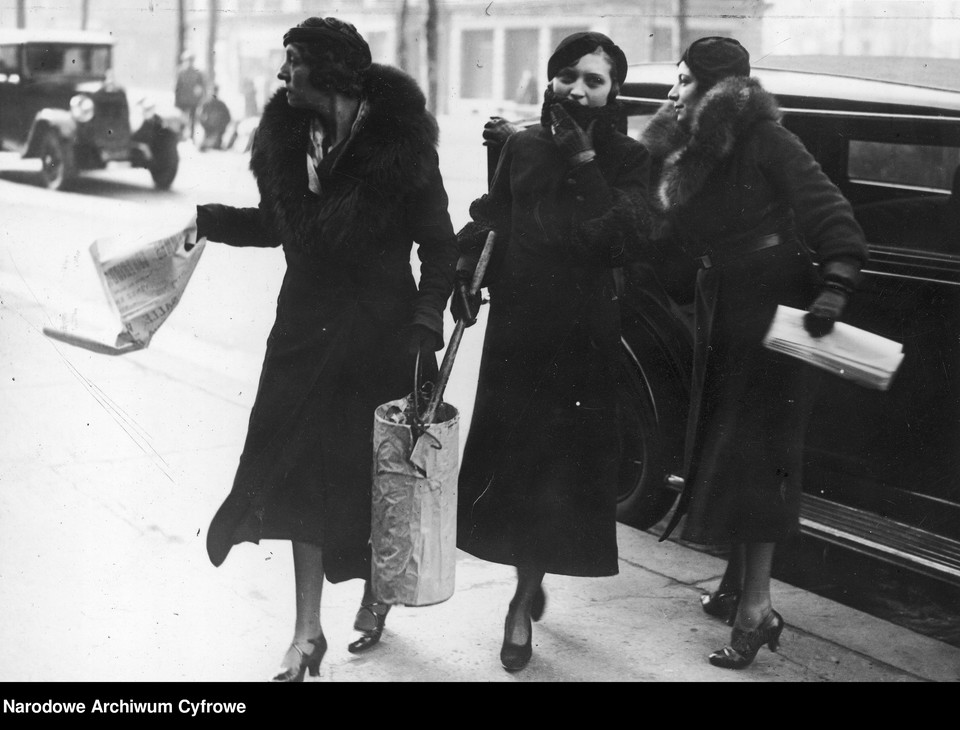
[639,37,869,669]
[198,84,232,150]
[175,51,206,142]
[452,32,649,672]
[195,16,457,681]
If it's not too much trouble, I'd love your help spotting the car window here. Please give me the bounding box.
[849,140,960,192]
[24,44,110,77]
[0,44,18,74]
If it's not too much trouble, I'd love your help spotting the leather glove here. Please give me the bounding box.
[482,116,520,147]
[403,323,439,360]
[803,283,849,338]
[549,103,596,166]
[451,278,482,328]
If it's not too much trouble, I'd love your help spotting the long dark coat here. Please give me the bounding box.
[640,77,869,544]
[456,119,650,576]
[201,65,458,582]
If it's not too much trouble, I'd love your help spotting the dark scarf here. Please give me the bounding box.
[538,85,622,148]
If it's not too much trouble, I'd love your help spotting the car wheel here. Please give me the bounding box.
[615,341,685,529]
[148,128,179,190]
[38,129,76,191]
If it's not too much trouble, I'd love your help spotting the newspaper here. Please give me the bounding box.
[43,215,206,355]
[762,305,904,390]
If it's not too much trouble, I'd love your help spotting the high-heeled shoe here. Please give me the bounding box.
[500,604,533,673]
[347,602,390,654]
[700,589,741,626]
[270,634,327,682]
[708,609,784,670]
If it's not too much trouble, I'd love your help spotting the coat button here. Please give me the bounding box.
[576,195,585,202]
[566,178,576,186]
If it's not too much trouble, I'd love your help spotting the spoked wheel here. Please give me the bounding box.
[37,129,77,191]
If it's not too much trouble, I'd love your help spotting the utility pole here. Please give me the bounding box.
[396,0,409,72]
[426,0,438,114]
[81,0,89,30]
[673,0,688,59]
[17,0,26,28]
[177,0,186,74]
[207,0,218,88]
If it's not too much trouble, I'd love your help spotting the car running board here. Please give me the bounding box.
[663,475,960,587]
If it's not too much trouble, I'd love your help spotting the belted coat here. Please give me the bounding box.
[455,115,650,576]
[201,65,457,581]
[640,76,869,544]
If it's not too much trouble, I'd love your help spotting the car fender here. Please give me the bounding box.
[24,110,77,158]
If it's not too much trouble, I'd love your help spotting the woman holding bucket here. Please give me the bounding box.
[196,17,457,680]
[452,32,650,672]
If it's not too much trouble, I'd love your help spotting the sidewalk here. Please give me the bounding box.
[1,274,958,683]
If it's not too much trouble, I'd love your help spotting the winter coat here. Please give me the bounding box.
[456,117,650,576]
[640,76,869,544]
[202,64,458,581]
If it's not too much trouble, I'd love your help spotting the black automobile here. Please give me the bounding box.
[0,29,181,190]
[487,60,960,587]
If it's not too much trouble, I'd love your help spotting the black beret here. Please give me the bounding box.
[547,31,628,86]
[680,36,750,88]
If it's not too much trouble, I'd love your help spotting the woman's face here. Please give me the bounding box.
[550,50,613,107]
[277,43,331,113]
[667,61,703,128]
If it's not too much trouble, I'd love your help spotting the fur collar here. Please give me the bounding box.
[639,76,781,212]
[249,63,439,260]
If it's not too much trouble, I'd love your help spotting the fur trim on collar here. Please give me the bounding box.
[639,76,781,211]
[249,63,439,259]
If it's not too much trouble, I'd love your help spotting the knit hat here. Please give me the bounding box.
[283,16,372,70]
[547,31,628,86]
[679,36,750,89]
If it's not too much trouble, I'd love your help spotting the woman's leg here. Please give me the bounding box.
[718,544,745,594]
[279,540,325,669]
[505,565,545,646]
[732,542,775,629]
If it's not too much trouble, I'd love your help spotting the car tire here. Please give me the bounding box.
[38,129,76,191]
[148,128,179,190]
[615,339,686,530]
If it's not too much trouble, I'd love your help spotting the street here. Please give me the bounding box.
[2,120,958,684]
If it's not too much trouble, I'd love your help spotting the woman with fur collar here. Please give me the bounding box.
[452,32,649,672]
[640,37,869,670]
[195,17,457,681]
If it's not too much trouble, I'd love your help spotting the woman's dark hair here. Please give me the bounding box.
[285,17,371,98]
[679,36,750,92]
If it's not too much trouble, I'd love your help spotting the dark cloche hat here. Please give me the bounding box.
[547,31,628,85]
[679,36,750,88]
[283,16,372,70]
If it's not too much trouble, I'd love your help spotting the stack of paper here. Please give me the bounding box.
[762,305,904,390]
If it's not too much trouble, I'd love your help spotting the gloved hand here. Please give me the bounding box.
[803,283,849,337]
[195,204,216,241]
[549,104,596,166]
[482,116,520,147]
[403,323,439,360]
[451,277,482,328]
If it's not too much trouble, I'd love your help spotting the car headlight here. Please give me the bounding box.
[70,94,95,123]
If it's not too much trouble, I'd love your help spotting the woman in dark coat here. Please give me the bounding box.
[639,37,869,669]
[452,32,649,672]
[196,17,457,681]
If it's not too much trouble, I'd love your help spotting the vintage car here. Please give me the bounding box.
[0,29,181,190]
[486,60,960,587]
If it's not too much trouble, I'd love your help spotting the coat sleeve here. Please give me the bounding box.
[757,121,869,288]
[199,202,282,248]
[405,148,459,346]
[454,132,516,286]
[563,139,651,268]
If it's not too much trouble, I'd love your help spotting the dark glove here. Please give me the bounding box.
[403,323,440,359]
[803,283,849,338]
[451,278,482,328]
[549,104,596,166]
[482,116,520,147]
